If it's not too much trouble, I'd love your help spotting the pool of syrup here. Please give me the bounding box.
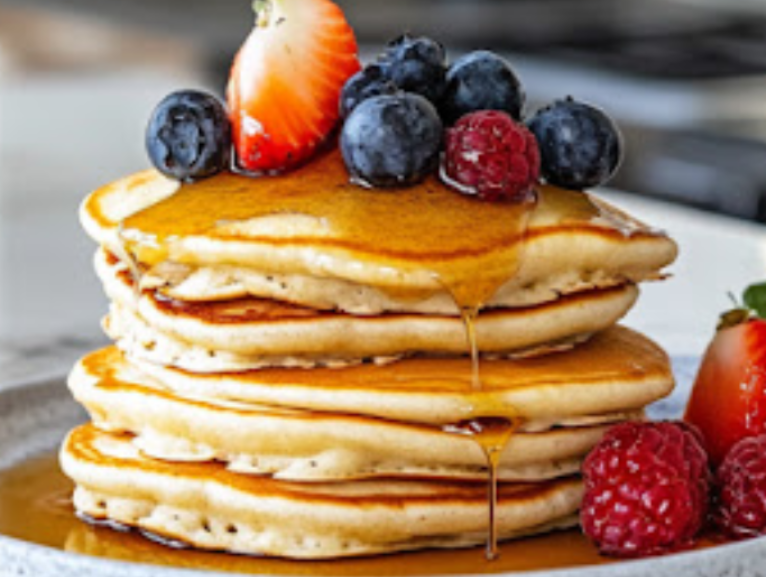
[0,451,617,575]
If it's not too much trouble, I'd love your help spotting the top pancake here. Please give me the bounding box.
[81,150,677,313]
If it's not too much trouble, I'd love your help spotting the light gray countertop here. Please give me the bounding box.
[1,71,765,389]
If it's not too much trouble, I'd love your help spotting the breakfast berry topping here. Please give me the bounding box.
[377,34,448,105]
[143,2,629,201]
[440,51,525,125]
[716,434,766,539]
[227,0,361,173]
[339,64,398,118]
[685,282,766,466]
[442,110,540,202]
[341,93,442,188]
[581,421,711,558]
[145,90,231,183]
[527,97,622,190]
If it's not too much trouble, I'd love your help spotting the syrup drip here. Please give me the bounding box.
[442,202,533,558]
[443,417,520,559]
[445,307,522,559]
[459,305,482,391]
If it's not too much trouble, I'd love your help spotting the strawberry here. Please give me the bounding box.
[227,0,361,173]
[684,282,766,466]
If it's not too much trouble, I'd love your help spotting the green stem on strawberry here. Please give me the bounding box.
[717,308,752,330]
[717,282,766,330]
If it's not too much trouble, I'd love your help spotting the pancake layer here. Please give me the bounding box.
[118,326,672,426]
[71,347,645,481]
[62,425,584,559]
[100,251,640,370]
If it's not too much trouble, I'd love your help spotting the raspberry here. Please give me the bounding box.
[442,110,540,202]
[581,421,711,558]
[716,434,766,539]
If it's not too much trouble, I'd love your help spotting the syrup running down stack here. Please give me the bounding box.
[61,0,679,561]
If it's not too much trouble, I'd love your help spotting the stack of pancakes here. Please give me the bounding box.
[62,151,677,559]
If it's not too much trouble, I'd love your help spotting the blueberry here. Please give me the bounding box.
[377,34,448,104]
[527,97,623,190]
[146,90,231,182]
[441,51,524,125]
[341,93,443,188]
[340,64,398,118]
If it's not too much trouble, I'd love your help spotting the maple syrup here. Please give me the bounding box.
[443,417,520,560]
[107,149,536,308]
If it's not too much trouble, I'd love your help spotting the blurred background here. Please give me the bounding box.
[2,0,766,372]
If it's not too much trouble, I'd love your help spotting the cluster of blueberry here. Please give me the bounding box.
[339,35,623,200]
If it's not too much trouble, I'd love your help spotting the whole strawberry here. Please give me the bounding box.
[581,421,710,558]
[685,282,766,466]
[717,434,766,539]
[442,110,540,203]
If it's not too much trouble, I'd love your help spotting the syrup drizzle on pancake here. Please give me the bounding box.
[444,417,522,559]
[118,149,540,296]
[450,305,528,557]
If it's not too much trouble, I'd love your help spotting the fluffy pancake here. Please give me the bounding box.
[101,251,639,369]
[71,347,638,481]
[81,151,676,314]
[113,326,671,426]
[61,425,583,559]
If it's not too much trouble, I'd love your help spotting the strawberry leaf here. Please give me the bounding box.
[744,282,766,319]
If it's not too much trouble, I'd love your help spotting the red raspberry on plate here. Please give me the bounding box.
[442,110,540,202]
[581,421,711,558]
[717,434,766,539]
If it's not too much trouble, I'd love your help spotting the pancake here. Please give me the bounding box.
[113,326,671,426]
[71,347,639,481]
[81,150,677,315]
[61,425,584,559]
[100,250,639,369]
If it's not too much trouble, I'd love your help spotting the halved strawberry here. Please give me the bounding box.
[685,284,766,466]
[227,0,361,173]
